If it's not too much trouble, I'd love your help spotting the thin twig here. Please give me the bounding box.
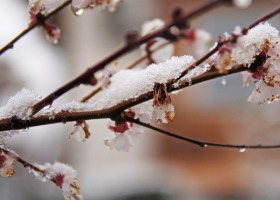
[0,0,71,55]
[125,117,280,150]
[0,147,50,181]
[30,0,230,115]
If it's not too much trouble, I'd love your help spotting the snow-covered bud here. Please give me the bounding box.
[152,83,175,124]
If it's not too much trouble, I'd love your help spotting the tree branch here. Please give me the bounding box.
[0,5,278,132]
[0,64,246,131]
[30,0,231,116]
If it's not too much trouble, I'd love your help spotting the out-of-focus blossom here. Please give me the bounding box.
[141,18,174,63]
[43,23,61,44]
[71,0,123,15]
[185,29,213,58]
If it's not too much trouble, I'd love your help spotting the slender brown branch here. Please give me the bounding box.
[30,0,231,116]
[0,0,71,55]
[125,117,280,150]
[0,147,50,181]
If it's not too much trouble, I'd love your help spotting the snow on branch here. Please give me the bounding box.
[0,1,280,199]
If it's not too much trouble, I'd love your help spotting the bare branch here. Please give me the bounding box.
[125,117,280,150]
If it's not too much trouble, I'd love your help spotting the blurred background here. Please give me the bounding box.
[0,0,280,199]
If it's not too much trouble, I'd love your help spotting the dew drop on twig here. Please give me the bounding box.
[75,9,84,16]
[239,147,246,153]
[221,78,226,85]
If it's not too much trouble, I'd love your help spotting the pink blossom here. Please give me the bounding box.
[35,162,83,200]
[0,149,17,178]
[43,23,61,44]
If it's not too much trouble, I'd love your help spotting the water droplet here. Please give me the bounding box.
[203,144,208,148]
[221,78,226,85]
[43,104,51,110]
[75,9,84,16]
[188,78,192,85]
[239,148,246,153]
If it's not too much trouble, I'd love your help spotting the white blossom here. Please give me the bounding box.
[152,103,175,124]
[248,80,280,104]
[104,132,132,152]
[69,121,91,142]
